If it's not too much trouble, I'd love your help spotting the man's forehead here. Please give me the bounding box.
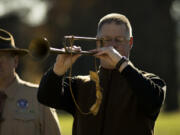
[99,23,127,36]
[101,23,126,31]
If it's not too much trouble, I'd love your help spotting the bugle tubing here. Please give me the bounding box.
[28,36,103,60]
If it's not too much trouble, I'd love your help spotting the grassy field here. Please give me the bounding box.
[58,111,180,135]
[155,111,180,135]
[58,112,73,135]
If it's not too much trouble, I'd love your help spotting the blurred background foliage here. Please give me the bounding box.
[0,0,180,133]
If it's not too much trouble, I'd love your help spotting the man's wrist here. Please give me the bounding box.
[115,56,129,72]
[118,61,129,72]
[53,64,66,76]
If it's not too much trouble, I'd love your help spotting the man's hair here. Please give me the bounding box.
[97,13,132,38]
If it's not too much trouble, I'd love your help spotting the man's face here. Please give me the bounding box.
[98,22,133,57]
[0,52,18,81]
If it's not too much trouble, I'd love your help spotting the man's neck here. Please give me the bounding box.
[0,74,16,91]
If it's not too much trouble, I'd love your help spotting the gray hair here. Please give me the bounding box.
[97,13,132,38]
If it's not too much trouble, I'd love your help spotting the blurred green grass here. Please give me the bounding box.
[155,111,180,135]
[58,112,73,135]
[58,111,180,135]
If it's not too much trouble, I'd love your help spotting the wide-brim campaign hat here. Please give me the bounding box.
[0,28,28,56]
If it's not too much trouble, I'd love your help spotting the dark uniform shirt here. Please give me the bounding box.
[38,63,166,135]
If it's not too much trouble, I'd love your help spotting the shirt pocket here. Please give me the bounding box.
[13,111,36,121]
[12,111,39,135]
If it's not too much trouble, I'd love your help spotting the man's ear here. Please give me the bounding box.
[129,37,133,49]
[14,55,19,68]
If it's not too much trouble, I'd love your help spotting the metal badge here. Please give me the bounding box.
[16,99,29,109]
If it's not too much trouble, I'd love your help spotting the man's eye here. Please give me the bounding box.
[101,37,127,45]
[102,39,111,44]
[116,38,125,42]
[115,40,123,43]
[103,38,111,41]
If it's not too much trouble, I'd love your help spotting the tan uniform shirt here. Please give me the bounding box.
[0,74,61,135]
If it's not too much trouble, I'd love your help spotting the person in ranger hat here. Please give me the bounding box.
[0,28,61,135]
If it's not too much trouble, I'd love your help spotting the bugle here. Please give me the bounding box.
[28,36,103,60]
